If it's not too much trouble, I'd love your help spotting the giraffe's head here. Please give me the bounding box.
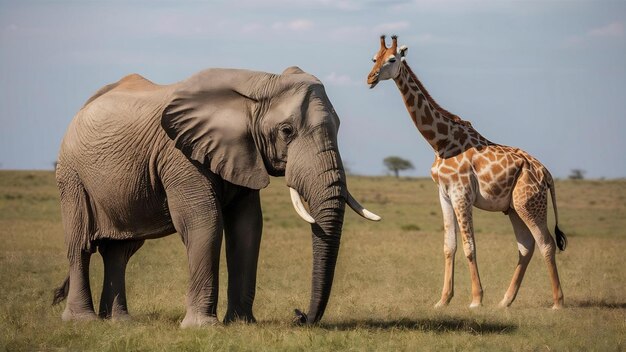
[367,35,408,88]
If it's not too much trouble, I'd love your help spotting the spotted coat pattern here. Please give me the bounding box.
[367,35,567,309]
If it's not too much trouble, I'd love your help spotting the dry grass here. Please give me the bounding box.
[1,171,625,351]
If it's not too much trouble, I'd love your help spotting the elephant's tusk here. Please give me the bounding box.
[347,191,381,221]
[289,187,315,224]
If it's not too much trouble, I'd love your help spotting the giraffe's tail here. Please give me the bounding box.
[547,172,567,251]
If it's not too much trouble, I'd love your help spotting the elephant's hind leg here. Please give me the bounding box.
[62,250,97,321]
[98,239,145,320]
[57,166,97,321]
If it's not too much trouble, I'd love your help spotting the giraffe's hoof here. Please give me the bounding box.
[469,302,482,309]
[551,303,564,310]
[498,298,512,308]
[434,300,448,309]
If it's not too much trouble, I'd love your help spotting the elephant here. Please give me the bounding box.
[52,66,380,327]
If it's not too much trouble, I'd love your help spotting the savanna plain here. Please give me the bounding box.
[1,170,624,351]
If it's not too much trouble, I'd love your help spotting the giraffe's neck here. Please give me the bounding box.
[393,62,490,158]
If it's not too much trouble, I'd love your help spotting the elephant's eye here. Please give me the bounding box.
[279,125,294,140]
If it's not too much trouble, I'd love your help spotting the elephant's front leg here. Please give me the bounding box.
[223,190,262,324]
[168,187,224,328]
[98,239,145,320]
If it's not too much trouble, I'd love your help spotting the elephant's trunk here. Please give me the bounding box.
[302,219,343,324]
[302,176,345,324]
[287,136,346,325]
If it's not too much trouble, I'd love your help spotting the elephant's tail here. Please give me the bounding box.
[52,275,70,305]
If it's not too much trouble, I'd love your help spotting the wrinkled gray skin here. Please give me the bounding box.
[53,66,349,326]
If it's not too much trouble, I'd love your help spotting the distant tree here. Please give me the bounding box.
[569,169,586,180]
[384,156,414,178]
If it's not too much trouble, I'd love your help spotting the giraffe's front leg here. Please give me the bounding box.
[435,189,457,308]
[451,191,483,308]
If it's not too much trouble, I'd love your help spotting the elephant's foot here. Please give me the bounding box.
[180,312,221,328]
[98,304,132,321]
[99,310,132,322]
[62,307,98,322]
[223,310,256,324]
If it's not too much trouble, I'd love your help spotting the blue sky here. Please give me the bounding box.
[1,0,625,178]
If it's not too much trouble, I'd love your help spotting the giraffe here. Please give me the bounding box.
[367,35,567,309]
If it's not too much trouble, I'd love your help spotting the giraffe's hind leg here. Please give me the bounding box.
[499,209,535,307]
[512,184,564,309]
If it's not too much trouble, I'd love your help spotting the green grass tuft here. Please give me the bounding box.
[400,224,421,231]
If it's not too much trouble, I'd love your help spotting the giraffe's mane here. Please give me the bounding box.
[402,62,472,128]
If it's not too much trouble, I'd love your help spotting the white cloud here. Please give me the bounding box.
[241,22,266,34]
[387,0,557,15]
[323,72,358,86]
[329,25,368,39]
[589,21,624,38]
[414,33,441,44]
[564,21,625,47]
[233,0,361,11]
[314,0,361,11]
[239,19,314,36]
[272,19,314,31]
[372,21,410,34]
[330,22,412,41]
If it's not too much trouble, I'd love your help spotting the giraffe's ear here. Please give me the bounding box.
[398,45,408,61]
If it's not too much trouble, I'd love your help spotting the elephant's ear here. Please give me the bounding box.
[282,66,306,75]
[161,71,270,189]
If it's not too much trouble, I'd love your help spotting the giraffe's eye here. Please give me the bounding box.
[372,58,377,63]
[388,57,397,63]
